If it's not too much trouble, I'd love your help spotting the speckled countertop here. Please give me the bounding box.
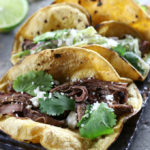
[0,0,150,150]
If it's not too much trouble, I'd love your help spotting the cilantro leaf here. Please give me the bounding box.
[12,50,31,59]
[112,44,126,56]
[13,71,53,96]
[123,52,145,75]
[39,92,75,116]
[78,102,116,139]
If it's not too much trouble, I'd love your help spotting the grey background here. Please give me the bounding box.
[0,0,150,150]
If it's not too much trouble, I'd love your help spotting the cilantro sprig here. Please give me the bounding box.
[78,102,116,139]
[112,44,126,56]
[39,92,75,116]
[13,71,53,96]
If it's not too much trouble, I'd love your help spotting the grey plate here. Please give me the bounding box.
[0,0,150,150]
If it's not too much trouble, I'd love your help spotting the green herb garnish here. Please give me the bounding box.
[78,102,116,139]
[12,50,30,59]
[123,52,145,75]
[13,71,53,96]
[39,92,75,116]
[112,44,126,56]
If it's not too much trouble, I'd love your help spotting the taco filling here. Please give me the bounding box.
[12,27,149,76]
[0,71,133,139]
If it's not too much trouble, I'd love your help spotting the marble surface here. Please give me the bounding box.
[0,0,150,150]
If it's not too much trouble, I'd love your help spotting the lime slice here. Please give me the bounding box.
[0,0,28,32]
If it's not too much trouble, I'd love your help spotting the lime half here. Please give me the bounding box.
[0,0,28,32]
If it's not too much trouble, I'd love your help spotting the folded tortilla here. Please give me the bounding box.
[11,3,90,65]
[0,47,142,150]
[54,0,150,42]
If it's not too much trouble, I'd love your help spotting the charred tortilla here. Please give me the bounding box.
[11,3,90,65]
[0,47,142,150]
[11,12,150,81]
[54,0,150,42]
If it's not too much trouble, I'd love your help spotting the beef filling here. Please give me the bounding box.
[140,40,150,57]
[0,93,65,127]
[0,78,133,127]
[22,39,36,51]
[51,78,133,120]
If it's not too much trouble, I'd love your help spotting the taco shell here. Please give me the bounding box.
[54,0,150,42]
[83,45,147,81]
[96,20,143,40]
[0,47,142,150]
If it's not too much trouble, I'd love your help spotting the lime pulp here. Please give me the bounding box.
[0,0,28,32]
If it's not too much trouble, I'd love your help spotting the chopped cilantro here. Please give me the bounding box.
[39,92,75,116]
[112,44,126,56]
[141,5,147,12]
[78,102,116,139]
[34,41,56,53]
[123,52,145,75]
[13,71,53,96]
[12,50,30,59]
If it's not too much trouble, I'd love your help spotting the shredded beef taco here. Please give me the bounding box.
[11,19,149,80]
[54,0,150,42]
[0,47,142,150]
[11,3,91,64]
[84,21,150,81]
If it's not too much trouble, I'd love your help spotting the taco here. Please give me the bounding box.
[84,21,150,81]
[54,0,150,42]
[11,2,91,64]
[0,47,142,150]
[11,20,149,81]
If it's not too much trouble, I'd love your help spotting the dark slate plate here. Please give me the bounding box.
[0,0,150,149]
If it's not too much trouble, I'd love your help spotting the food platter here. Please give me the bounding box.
[0,0,150,150]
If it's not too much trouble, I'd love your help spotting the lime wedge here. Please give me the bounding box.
[0,0,28,32]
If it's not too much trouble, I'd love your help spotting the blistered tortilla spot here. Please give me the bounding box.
[56,24,60,28]
[62,16,67,20]
[97,0,102,6]
[94,10,98,14]
[78,0,81,4]
[78,19,81,22]
[54,54,61,58]
[85,24,89,28]
[135,15,138,18]
[37,31,40,35]
[44,19,48,23]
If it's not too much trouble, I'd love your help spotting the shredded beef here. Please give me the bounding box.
[51,78,133,118]
[23,109,65,127]
[76,103,86,121]
[111,104,133,116]
[22,39,36,51]
[0,78,133,127]
[0,93,32,106]
[0,92,66,127]
[140,40,150,57]
[0,103,23,115]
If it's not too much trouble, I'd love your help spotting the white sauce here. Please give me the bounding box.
[30,87,46,107]
[91,102,100,112]
[26,105,32,109]
[105,94,114,101]
[66,111,77,129]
